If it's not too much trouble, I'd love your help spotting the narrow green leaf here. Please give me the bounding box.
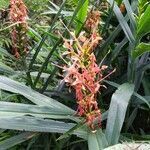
[76,0,88,34]
[111,37,128,61]
[30,72,49,79]
[132,42,150,59]
[97,2,137,62]
[133,93,150,109]
[115,0,123,5]
[123,0,136,32]
[88,129,108,150]
[122,133,150,141]
[107,0,135,43]
[0,130,5,134]
[0,76,74,114]
[27,27,53,51]
[0,47,16,60]
[104,80,150,109]
[42,2,73,16]
[142,76,150,95]
[0,101,79,121]
[0,62,15,74]
[96,130,108,149]
[88,132,99,150]
[28,27,41,40]
[105,83,134,145]
[0,132,37,150]
[125,107,138,131]
[137,5,150,38]
[57,121,85,141]
[0,22,21,32]
[38,27,59,41]
[0,116,86,139]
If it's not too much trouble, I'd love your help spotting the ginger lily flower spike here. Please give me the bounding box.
[62,10,115,130]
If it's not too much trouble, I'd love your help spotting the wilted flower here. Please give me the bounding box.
[85,10,100,32]
[119,3,126,13]
[9,0,28,58]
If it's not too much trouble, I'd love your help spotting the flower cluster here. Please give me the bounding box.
[62,11,110,129]
[85,10,100,32]
[9,0,28,58]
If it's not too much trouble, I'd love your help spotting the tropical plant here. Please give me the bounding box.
[0,0,149,149]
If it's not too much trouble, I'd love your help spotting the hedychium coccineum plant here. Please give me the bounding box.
[0,0,149,150]
[59,10,115,130]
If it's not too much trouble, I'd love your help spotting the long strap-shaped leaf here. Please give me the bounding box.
[88,129,108,150]
[132,43,150,59]
[137,5,150,39]
[0,62,15,75]
[0,101,79,122]
[0,47,16,60]
[97,1,137,63]
[105,83,134,145]
[0,76,74,114]
[123,0,136,32]
[104,80,150,109]
[107,0,135,43]
[75,0,88,34]
[0,132,37,150]
[0,116,87,139]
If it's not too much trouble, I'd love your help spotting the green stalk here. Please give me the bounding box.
[41,67,58,93]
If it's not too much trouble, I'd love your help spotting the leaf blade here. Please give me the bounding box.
[0,116,86,139]
[76,0,88,34]
[137,5,150,38]
[105,83,134,145]
[0,76,74,114]
[107,0,135,43]
[132,42,150,59]
[0,132,37,150]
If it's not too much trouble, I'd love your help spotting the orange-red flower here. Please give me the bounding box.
[61,11,114,130]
